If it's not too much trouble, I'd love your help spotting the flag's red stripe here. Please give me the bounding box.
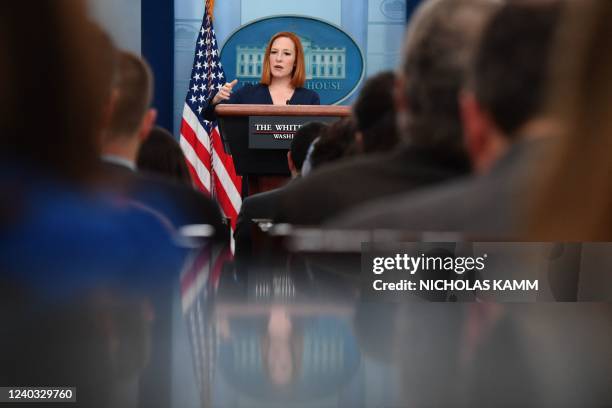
[208,127,241,228]
[211,127,242,187]
[180,119,212,169]
[185,159,210,195]
[212,172,239,229]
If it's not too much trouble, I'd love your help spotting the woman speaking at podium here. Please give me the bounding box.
[208,31,320,113]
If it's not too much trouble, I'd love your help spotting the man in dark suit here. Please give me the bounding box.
[330,1,562,238]
[100,51,226,240]
[234,122,325,258]
[273,0,500,226]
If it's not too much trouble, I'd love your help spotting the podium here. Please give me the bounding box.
[216,104,351,196]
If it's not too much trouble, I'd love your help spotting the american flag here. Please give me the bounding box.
[180,0,242,231]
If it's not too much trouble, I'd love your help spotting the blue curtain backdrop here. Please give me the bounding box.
[142,0,422,136]
[142,0,175,132]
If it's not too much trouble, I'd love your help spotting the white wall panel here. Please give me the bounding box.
[88,0,141,54]
[241,0,342,25]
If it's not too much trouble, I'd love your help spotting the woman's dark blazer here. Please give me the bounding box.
[204,84,320,120]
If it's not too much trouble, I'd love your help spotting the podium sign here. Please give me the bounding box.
[248,116,337,150]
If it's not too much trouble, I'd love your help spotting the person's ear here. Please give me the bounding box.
[460,91,494,171]
[393,74,409,114]
[393,74,412,137]
[287,151,297,175]
[354,131,364,153]
[139,108,158,141]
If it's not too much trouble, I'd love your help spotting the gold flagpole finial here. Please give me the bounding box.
[206,0,215,20]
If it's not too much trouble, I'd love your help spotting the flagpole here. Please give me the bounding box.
[206,0,215,20]
[204,0,215,200]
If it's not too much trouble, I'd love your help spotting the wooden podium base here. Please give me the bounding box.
[246,175,289,197]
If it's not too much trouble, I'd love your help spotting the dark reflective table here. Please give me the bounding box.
[3,237,612,407]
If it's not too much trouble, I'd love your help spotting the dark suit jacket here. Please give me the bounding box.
[330,141,596,302]
[273,145,470,226]
[329,141,539,235]
[99,161,227,241]
[225,84,320,105]
[204,84,320,120]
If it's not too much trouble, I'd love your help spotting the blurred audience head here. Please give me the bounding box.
[530,0,612,240]
[397,0,500,166]
[91,24,121,138]
[104,51,157,145]
[352,71,398,153]
[288,122,327,177]
[137,126,193,186]
[0,1,143,403]
[310,117,358,170]
[461,0,562,172]
[0,1,116,184]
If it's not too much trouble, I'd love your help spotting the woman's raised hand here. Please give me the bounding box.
[212,79,238,105]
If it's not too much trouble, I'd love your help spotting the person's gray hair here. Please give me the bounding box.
[397,0,501,159]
